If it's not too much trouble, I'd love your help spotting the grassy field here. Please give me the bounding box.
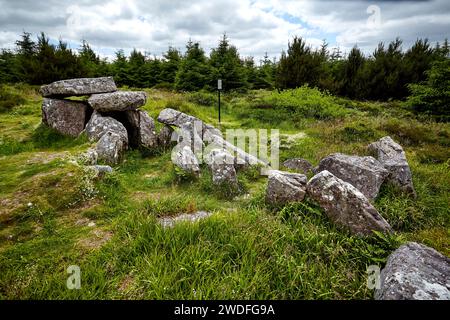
[0,84,449,299]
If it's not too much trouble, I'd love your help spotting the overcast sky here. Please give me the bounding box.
[0,0,449,61]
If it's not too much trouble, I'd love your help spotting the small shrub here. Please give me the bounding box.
[416,145,450,164]
[0,85,26,113]
[142,194,197,217]
[253,86,354,120]
[381,118,435,146]
[338,121,377,143]
[152,82,174,90]
[187,91,216,106]
[30,124,88,149]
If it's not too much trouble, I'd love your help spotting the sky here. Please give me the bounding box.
[0,0,449,61]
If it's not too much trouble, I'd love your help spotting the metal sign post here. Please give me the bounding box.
[217,79,222,124]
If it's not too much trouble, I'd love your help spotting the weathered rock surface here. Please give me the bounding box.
[157,108,222,138]
[283,158,314,175]
[85,111,128,143]
[41,98,89,137]
[306,170,392,236]
[157,108,199,128]
[368,136,416,196]
[375,242,450,300]
[206,149,238,188]
[266,170,307,205]
[125,110,158,149]
[88,91,147,112]
[159,211,212,228]
[317,153,389,200]
[171,145,200,177]
[157,125,175,148]
[95,131,127,165]
[205,132,267,169]
[177,122,204,156]
[40,77,117,97]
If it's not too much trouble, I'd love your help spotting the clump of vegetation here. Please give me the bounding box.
[338,121,377,143]
[406,59,450,121]
[187,90,216,106]
[255,86,354,120]
[0,85,26,113]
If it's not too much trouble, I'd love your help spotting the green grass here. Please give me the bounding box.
[0,84,448,299]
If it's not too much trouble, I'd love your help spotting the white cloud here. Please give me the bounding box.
[0,0,448,60]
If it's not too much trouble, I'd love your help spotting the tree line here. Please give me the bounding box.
[0,31,448,104]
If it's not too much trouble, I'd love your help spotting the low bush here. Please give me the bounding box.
[0,85,26,113]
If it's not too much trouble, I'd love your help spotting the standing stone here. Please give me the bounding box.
[95,131,127,165]
[41,98,89,137]
[375,242,450,300]
[157,108,222,138]
[307,170,392,236]
[157,108,199,128]
[178,121,204,156]
[40,77,117,97]
[266,170,307,205]
[157,125,175,148]
[283,158,314,175]
[171,145,200,177]
[206,149,238,189]
[205,132,267,169]
[85,111,128,143]
[88,91,147,112]
[368,136,416,197]
[317,153,389,201]
[125,110,158,149]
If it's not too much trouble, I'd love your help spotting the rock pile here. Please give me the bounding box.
[157,107,268,190]
[271,136,416,237]
[40,77,159,164]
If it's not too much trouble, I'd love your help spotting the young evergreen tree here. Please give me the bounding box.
[276,36,322,89]
[209,34,247,90]
[15,32,36,83]
[341,46,366,98]
[79,40,101,77]
[406,58,450,121]
[175,40,211,91]
[127,49,146,87]
[159,46,181,86]
[112,49,129,86]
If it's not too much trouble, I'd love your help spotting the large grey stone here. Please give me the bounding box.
[205,132,267,169]
[157,108,222,138]
[283,158,314,175]
[306,170,392,236]
[88,91,147,112]
[317,153,389,201]
[206,149,238,189]
[177,121,204,156]
[157,108,199,128]
[41,98,89,137]
[157,125,175,148]
[95,131,127,165]
[375,242,450,300]
[368,136,416,197]
[171,145,200,177]
[85,111,128,143]
[40,77,117,97]
[266,170,307,205]
[125,110,158,149]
